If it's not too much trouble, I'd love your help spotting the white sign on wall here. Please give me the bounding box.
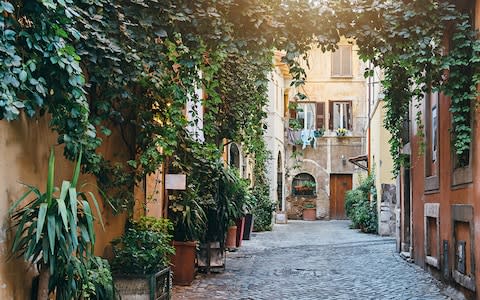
[165,174,187,190]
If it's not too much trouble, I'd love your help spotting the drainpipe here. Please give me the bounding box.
[367,62,372,175]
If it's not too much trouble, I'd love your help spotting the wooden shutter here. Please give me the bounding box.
[329,101,334,130]
[341,46,352,76]
[347,101,352,130]
[331,50,341,76]
[316,102,325,129]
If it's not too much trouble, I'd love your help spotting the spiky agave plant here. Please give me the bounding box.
[9,148,105,299]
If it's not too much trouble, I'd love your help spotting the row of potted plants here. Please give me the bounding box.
[8,149,260,299]
[8,150,177,299]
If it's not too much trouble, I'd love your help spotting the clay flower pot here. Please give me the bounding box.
[171,241,197,286]
[235,217,245,247]
[225,225,237,249]
[303,208,316,221]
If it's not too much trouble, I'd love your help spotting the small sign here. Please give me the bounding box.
[165,174,186,190]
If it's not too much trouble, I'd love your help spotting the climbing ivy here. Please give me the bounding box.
[1,0,478,212]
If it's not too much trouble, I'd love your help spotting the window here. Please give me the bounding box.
[331,45,352,77]
[425,91,440,192]
[329,101,352,130]
[292,173,316,196]
[296,103,316,130]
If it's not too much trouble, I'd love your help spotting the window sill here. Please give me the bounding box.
[424,175,439,193]
[330,76,354,79]
[452,165,472,187]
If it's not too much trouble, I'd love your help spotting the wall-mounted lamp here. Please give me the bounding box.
[341,155,347,166]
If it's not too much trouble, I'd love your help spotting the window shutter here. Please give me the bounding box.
[341,46,352,76]
[347,102,352,130]
[329,101,333,130]
[316,102,325,129]
[331,50,341,76]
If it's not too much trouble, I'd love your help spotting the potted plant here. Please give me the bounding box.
[293,181,316,196]
[111,216,174,299]
[303,203,317,221]
[168,187,206,285]
[198,166,244,272]
[9,149,107,299]
[235,178,252,247]
[314,128,325,138]
[336,127,348,137]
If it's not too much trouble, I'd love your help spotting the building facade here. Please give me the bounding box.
[284,40,368,220]
[366,66,397,236]
[398,1,480,297]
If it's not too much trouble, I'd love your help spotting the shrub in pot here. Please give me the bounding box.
[9,149,108,300]
[168,187,206,285]
[111,217,174,299]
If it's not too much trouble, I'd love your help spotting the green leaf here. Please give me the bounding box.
[57,196,69,232]
[8,187,33,214]
[88,191,104,230]
[47,214,56,254]
[12,213,30,252]
[1,1,14,13]
[19,70,27,82]
[36,203,48,242]
[46,148,55,204]
[71,149,82,187]
[82,200,95,245]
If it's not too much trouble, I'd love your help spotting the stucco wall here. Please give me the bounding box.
[0,115,129,299]
[285,42,368,220]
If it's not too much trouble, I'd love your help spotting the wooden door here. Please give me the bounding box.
[329,174,352,219]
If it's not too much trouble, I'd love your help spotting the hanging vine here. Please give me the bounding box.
[1,0,478,212]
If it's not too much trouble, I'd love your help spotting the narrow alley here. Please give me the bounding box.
[173,221,454,300]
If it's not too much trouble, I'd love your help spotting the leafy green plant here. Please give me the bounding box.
[9,149,103,300]
[111,218,175,276]
[81,256,115,300]
[344,174,378,234]
[252,183,275,232]
[169,188,206,242]
[303,203,316,209]
[335,128,348,136]
[289,119,302,130]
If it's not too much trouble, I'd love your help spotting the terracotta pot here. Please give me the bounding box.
[171,241,196,286]
[243,213,254,240]
[225,225,237,249]
[303,208,316,221]
[235,217,245,247]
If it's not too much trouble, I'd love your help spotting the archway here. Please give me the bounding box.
[229,143,240,170]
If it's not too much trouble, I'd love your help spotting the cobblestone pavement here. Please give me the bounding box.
[172,220,454,300]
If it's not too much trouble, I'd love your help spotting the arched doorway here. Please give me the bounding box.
[229,143,240,169]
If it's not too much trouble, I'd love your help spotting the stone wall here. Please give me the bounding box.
[285,136,366,220]
[379,183,397,236]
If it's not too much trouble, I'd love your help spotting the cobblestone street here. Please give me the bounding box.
[173,220,456,300]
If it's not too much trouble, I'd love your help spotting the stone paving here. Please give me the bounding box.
[172,220,456,300]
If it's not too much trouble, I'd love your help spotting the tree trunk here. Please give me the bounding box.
[37,265,50,300]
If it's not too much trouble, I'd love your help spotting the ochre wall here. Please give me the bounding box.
[0,115,130,299]
[410,3,480,295]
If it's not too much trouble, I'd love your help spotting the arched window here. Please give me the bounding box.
[229,143,240,169]
[292,173,316,196]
